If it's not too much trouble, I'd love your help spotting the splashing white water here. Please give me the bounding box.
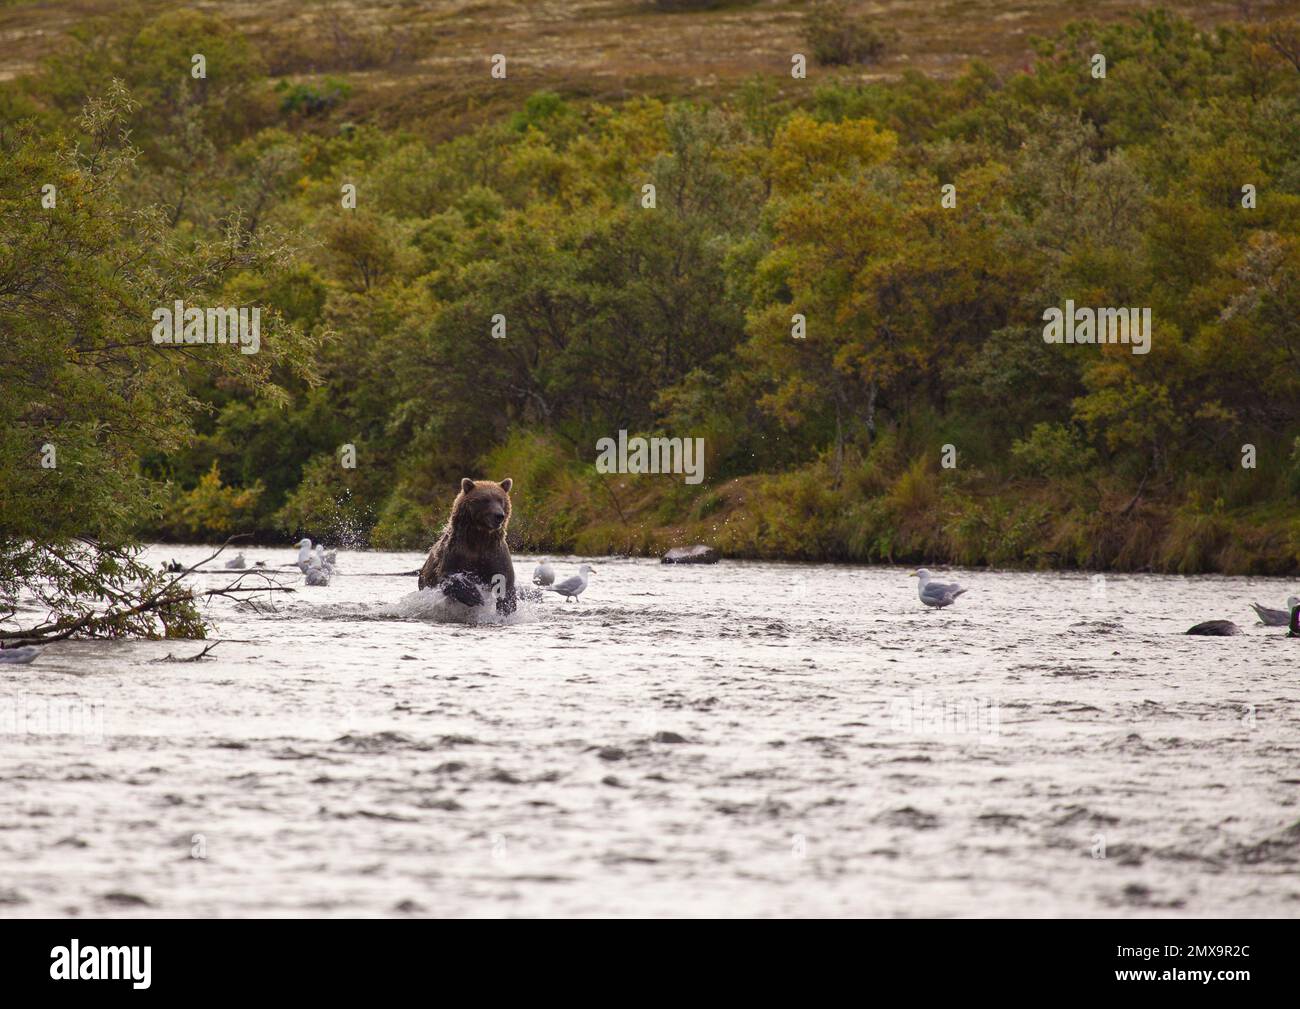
[379,585,539,625]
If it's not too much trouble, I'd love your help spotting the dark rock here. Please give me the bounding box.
[652,731,688,744]
[662,545,720,565]
[101,892,151,907]
[1186,620,1241,636]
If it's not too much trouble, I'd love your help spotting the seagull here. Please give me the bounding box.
[163,559,184,573]
[545,564,595,602]
[314,544,336,575]
[0,645,43,665]
[225,552,246,569]
[304,560,331,587]
[294,538,314,573]
[910,568,967,609]
[1250,597,1300,627]
[533,562,555,586]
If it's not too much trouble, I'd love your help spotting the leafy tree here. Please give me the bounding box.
[0,84,309,642]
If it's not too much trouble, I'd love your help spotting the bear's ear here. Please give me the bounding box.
[499,478,512,493]
[460,477,475,495]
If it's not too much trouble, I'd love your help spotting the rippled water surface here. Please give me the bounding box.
[3,547,1299,917]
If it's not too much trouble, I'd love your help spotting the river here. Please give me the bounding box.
[2,546,1297,917]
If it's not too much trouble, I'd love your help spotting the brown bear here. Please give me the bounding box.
[418,477,516,612]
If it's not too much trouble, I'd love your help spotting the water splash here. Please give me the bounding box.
[379,586,539,625]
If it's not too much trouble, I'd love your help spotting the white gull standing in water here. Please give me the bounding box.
[314,544,336,575]
[545,564,595,602]
[910,568,967,609]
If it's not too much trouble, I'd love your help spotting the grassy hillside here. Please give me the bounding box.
[4,0,1299,138]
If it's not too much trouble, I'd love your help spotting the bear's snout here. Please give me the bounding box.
[486,509,506,529]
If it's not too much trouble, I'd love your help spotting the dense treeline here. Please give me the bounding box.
[4,8,1300,578]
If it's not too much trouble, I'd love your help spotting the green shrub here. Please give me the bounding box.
[274,454,373,547]
[802,2,889,66]
[370,490,433,551]
[159,462,265,540]
[276,76,351,116]
[1160,498,1230,574]
[1011,423,1098,478]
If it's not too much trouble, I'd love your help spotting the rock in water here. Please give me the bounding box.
[1186,620,1241,636]
[662,545,720,565]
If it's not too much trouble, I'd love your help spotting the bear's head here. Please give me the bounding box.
[453,477,513,538]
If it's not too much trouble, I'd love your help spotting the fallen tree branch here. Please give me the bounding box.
[0,536,291,647]
[150,640,223,663]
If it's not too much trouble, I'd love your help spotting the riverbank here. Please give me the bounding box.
[460,435,1300,576]
[145,433,1300,577]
